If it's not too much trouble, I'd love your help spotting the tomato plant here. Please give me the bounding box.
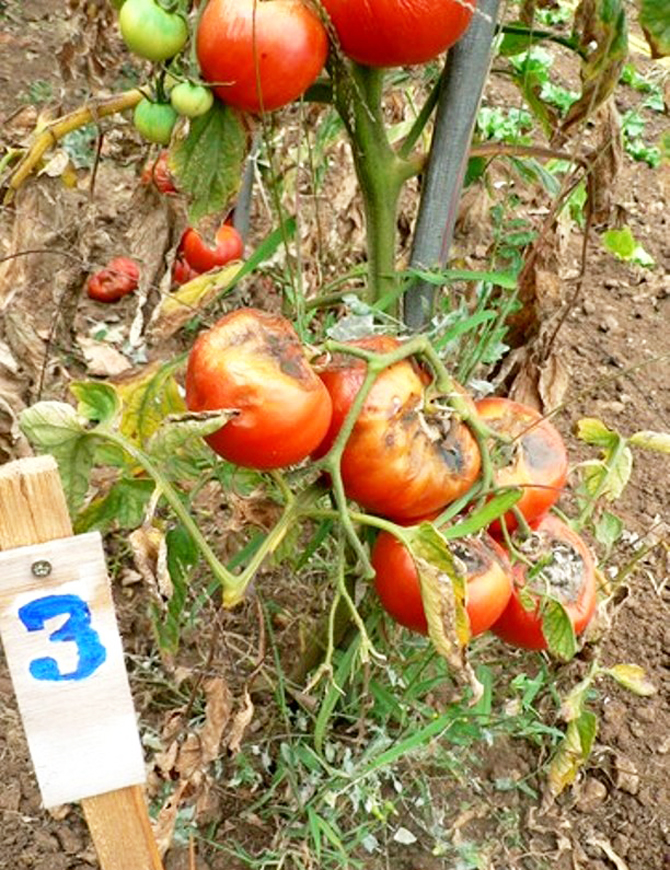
[185,308,333,469]
[133,99,179,145]
[372,529,513,637]
[118,0,188,63]
[491,514,597,651]
[140,150,177,194]
[86,257,140,302]
[317,336,481,520]
[320,0,475,68]
[196,0,329,113]
[475,396,569,531]
[178,224,244,273]
[170,82,214,118]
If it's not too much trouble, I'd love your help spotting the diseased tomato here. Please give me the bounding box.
[372,529,513,637]
[196,0,329,112]
[320,0,475,68]
[179,224,244,273]
[475,396,568,532]
[86,257,140,302]
[119,0,188,63]
[316,336,481,520]
[185,308,333,469]
[491,514,597,651]
[141,150,177,194]
[171,254,200,287]
[170,82,214,118]
[133,99,179,145]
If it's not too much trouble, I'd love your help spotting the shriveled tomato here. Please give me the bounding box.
[171,254,200,287]
[185,308,333,469]
[475,397,568,532]
[141,150,177,194]
[491,514,597,651]
[372,529,513,637]
[86,257,140,302]
[320,0,475,68]
[196,0,328,113]
[179,225,244,273]
[316,336,481,520]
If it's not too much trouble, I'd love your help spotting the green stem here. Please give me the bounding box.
[331,61,419,305]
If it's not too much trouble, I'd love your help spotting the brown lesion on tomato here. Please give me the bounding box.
[520,430,558,470]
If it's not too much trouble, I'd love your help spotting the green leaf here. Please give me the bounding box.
[606,663,657,695]
[601,227,655,267]
[576,417,619,449]
[75,478,156,533]
[19,401,97,514]
[630,430,670,454]
[636,0,670,57]
[170,102,248,223]
[147,409,235,462]
[559,0,628,138]
[442,489,522,538]
[155,523,201,654]
[594,510,624,553]
[542,598,578,661]
[70,381,120,424]
[114,359,186,446]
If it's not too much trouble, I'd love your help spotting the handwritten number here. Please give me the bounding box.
[18,594,107,681]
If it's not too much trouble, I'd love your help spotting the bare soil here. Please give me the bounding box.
[0,3,668,870]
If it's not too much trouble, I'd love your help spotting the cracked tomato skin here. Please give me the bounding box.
[316,336,481,521]
[320,0,475,68]
[491,514,597,650]
[196,0,328,113]
[475,396,569,532]
[185,308,332,469]
[372,530,513,636]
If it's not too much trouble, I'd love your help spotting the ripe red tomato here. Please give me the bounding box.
[179,225,244,273]
[141,151,177,194]
[185,308,333,469]
[491,514,597,651]
[475,397,568,532]
[316,336,481,520]
[372,529,513,637]
[86,257,140,302]
[320,0,475,68]
[196,0,329,113]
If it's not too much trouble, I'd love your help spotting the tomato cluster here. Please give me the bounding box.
[185,317,596,652]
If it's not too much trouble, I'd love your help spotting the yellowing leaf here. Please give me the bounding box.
[548,710,598,796]
[112,360,186,446]
[630,430,670,454]
[576,417,617,448]
[606,664,657,696]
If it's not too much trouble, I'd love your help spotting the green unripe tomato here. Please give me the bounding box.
[133,99,179,144]
[170,82,214,118]
[119,0,188,63]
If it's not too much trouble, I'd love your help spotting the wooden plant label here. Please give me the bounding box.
[0,531,146,808]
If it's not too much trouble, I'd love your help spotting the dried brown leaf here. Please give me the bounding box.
[226,689,255,755]
[201,677,233,764]
[77,336,132,377]
[128,526,172,603]
[153,781,190,858]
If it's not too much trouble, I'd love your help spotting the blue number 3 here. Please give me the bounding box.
[18,594,107,682]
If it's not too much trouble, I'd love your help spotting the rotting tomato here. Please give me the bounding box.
[170,81,214,118]
[491,514,597,651]
[119,0,188,63]
[372,529,513,637]
[316,336,481,521]
[141,150,177,194]
[475,396,568,532]
[320,0,475,68]
[179,224,244,273]
[86,257,140,302]
[171,254,200,287]
[196,0,329,113]
[133,99,179,145]
[185,308,333,469]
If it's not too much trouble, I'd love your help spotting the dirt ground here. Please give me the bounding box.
[0,2,668,870]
